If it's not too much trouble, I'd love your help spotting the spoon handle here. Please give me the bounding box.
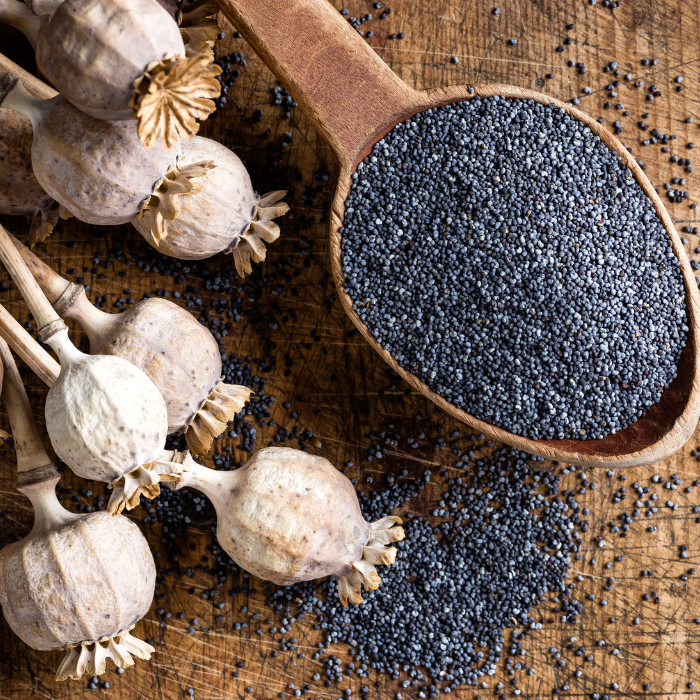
[214,0,417,165]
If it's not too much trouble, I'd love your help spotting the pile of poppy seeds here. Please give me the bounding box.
[272,447,581,692]
[341,96,688,440]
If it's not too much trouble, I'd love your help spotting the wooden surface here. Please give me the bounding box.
[2,0,700,698]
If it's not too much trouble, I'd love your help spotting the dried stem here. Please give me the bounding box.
[0,223,63,336]
[8,230,73,304]
[0,303,60,387]
[0,337,58,484]
[0,51,56,99]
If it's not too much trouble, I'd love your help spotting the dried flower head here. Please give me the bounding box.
[131,52,222,150]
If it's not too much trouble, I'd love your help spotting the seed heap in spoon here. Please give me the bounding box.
[341,96,688,440]
[0,338,156,681]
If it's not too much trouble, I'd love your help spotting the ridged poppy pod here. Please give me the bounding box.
[3,0,222,149]
[9,234,253,456]
[0,72,212,240]
[0,223,187,514]
[0,107,67,245]
[168,447,405,605]
[0,338,156,681]
[0,53,68,245]
[131,135,290,277]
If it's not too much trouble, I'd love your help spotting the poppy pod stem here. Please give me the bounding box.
[0,337,56,487]
[0,73,49,130]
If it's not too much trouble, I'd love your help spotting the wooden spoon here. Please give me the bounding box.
[153,3,700,465]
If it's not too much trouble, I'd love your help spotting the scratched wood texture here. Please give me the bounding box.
[2,0,700,698]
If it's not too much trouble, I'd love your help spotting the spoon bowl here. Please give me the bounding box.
[218,0,700,468]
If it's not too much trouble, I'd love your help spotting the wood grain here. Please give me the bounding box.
[2,0,700,698]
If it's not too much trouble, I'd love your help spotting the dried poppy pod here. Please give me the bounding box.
[0,338,156,681]
[0,71,212,240]
[10,234,253,456]
[0,107,65,245]
[168,447,404,605]
[0,222,186,513]
[132,135,290,276]
[0,54,67,244]
[2,0,222,149]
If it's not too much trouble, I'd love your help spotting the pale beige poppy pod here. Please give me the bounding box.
[0,222,186,515]
[62,293,252,456]
[0,72,214,241]
[131,135,290,277]
[44,330,170,485]
[0,107,65,245]
[2,0,222,149]
[170,447,405,605]
[0,338,156,681]
[8,235,253,457]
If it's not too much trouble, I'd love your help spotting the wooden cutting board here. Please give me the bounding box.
[2,0,700,698]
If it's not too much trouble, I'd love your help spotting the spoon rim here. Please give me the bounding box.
[328,83,700,468]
